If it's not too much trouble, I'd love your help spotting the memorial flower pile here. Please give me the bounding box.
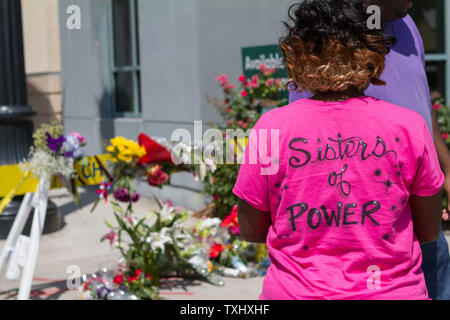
[99,199,194,299]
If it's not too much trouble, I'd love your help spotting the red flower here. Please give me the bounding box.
[113,274,123,285]
[433,104,440,110]
[135,270,143,277]
[214,194,219,201]
[241,90,248,97]
[238,75,246,82]
[209,243,224,259]
[147,165,169,187]
[138,133,173,165]
[443,133,449,140]
[259,64,266,72]
[222,205,240,235]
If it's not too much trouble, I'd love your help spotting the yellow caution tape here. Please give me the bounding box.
[0,171,32,214]
[0,154,112,199]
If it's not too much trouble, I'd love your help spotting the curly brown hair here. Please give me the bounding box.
[280,0,396,94]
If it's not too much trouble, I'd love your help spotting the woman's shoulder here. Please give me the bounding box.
[366,96,428,124]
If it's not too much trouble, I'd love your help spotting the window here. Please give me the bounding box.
[410,0,450,102]
[108,0,141,117]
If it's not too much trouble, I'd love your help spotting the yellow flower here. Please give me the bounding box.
[107,136,146,163]
[207,261,213,273]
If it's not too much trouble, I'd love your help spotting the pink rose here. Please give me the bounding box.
[241,90,248,97]
[266,78,275,86]
[259,65,266,72]
[443,133,449,140]
[226,83,235,90]
[226,108,231,113]
[243,81,249,88]
[147,165,169,187]
[433,104,440,110]
[251,81,259,89]
[216,74,228,83]
[238,75,246,82]
[70,132,86,145]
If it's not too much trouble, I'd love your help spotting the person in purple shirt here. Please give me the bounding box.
[289,0,450,300]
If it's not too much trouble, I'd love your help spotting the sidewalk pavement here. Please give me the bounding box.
[0,187,448,300]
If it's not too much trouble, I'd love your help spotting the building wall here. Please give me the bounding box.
[21,0,62,129]
[59,0,295,209]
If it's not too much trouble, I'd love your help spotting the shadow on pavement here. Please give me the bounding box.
[0,280,72,300]
[160,277,203,290]
[56,186,100,218]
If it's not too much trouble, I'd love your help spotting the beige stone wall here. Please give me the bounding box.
[21,0,62,129]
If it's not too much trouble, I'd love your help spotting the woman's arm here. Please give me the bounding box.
[410,190,443,244]
[237,198,271,243]
[432,110,450,212]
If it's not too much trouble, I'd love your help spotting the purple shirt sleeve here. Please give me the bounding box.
[288,87,312,104]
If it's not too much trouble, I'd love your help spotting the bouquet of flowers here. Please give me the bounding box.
[91,134,178,209]
[20,122,88,205]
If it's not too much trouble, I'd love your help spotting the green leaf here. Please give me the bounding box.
[90,199,100,213]
[104,219,114,229]
[111,201,124,215]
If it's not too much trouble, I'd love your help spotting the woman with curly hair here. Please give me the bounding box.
[233,0,444,299]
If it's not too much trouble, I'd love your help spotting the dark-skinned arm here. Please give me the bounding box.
[431,110,450,212]
[237,198,271,244]
[410,190,443,244]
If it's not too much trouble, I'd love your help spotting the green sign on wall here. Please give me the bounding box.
[241,44,289,100]
[241,44,288,79]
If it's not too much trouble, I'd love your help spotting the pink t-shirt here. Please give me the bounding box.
[233,96,444,300]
